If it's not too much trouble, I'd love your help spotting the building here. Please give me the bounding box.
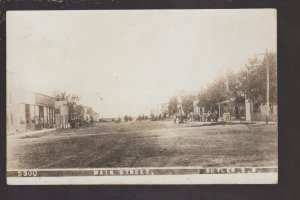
[217,98,277,122]
[83,106,91,122]
[55,100,69,130]
[217,98,246,121]
[7,71,100,132]
[6,86,34,133]
[7,89,56,133]
[7,71,56,133]
[92,111,99,122]
[248,102,277,122]
[150,104,161,117]
[150,103,169,118]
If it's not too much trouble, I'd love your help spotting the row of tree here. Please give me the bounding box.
[168,52,277,115]
[136,115,149,121]
[54,91,80,103]
[124,115,133,122]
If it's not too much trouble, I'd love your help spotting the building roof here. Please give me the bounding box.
[216,98,236,105]
[35,92,55,99]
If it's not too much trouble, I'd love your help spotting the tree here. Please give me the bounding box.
[182,95,194,114]
[226,69,245,119]
[243,56,264,106]
[117,117,121,123]
[226,70,240,99]
[197,88,210,112]
[168,96,178,116]
[124,115,128,122]
[54,91,80,103]
[242,52,277,113]
[206,76,228,110]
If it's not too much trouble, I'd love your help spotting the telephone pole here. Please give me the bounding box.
[255,50,271,125]
[266,50,270,125]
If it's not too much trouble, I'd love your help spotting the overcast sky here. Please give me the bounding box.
[7,10,276,117]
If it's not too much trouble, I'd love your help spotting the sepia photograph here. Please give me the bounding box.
[6,9,277,184]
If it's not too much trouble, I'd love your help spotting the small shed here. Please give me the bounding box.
[217,98,246,121]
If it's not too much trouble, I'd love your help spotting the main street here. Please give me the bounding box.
[7,121,277,169]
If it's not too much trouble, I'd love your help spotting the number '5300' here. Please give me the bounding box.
[18,171,38,177]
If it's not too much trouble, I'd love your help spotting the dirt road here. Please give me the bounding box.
[7,121,277,169]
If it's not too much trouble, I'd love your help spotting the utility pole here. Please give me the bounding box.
[254,51,272,125]
[266,50,270,125]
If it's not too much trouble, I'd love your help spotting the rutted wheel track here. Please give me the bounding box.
[37,138,126,169]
